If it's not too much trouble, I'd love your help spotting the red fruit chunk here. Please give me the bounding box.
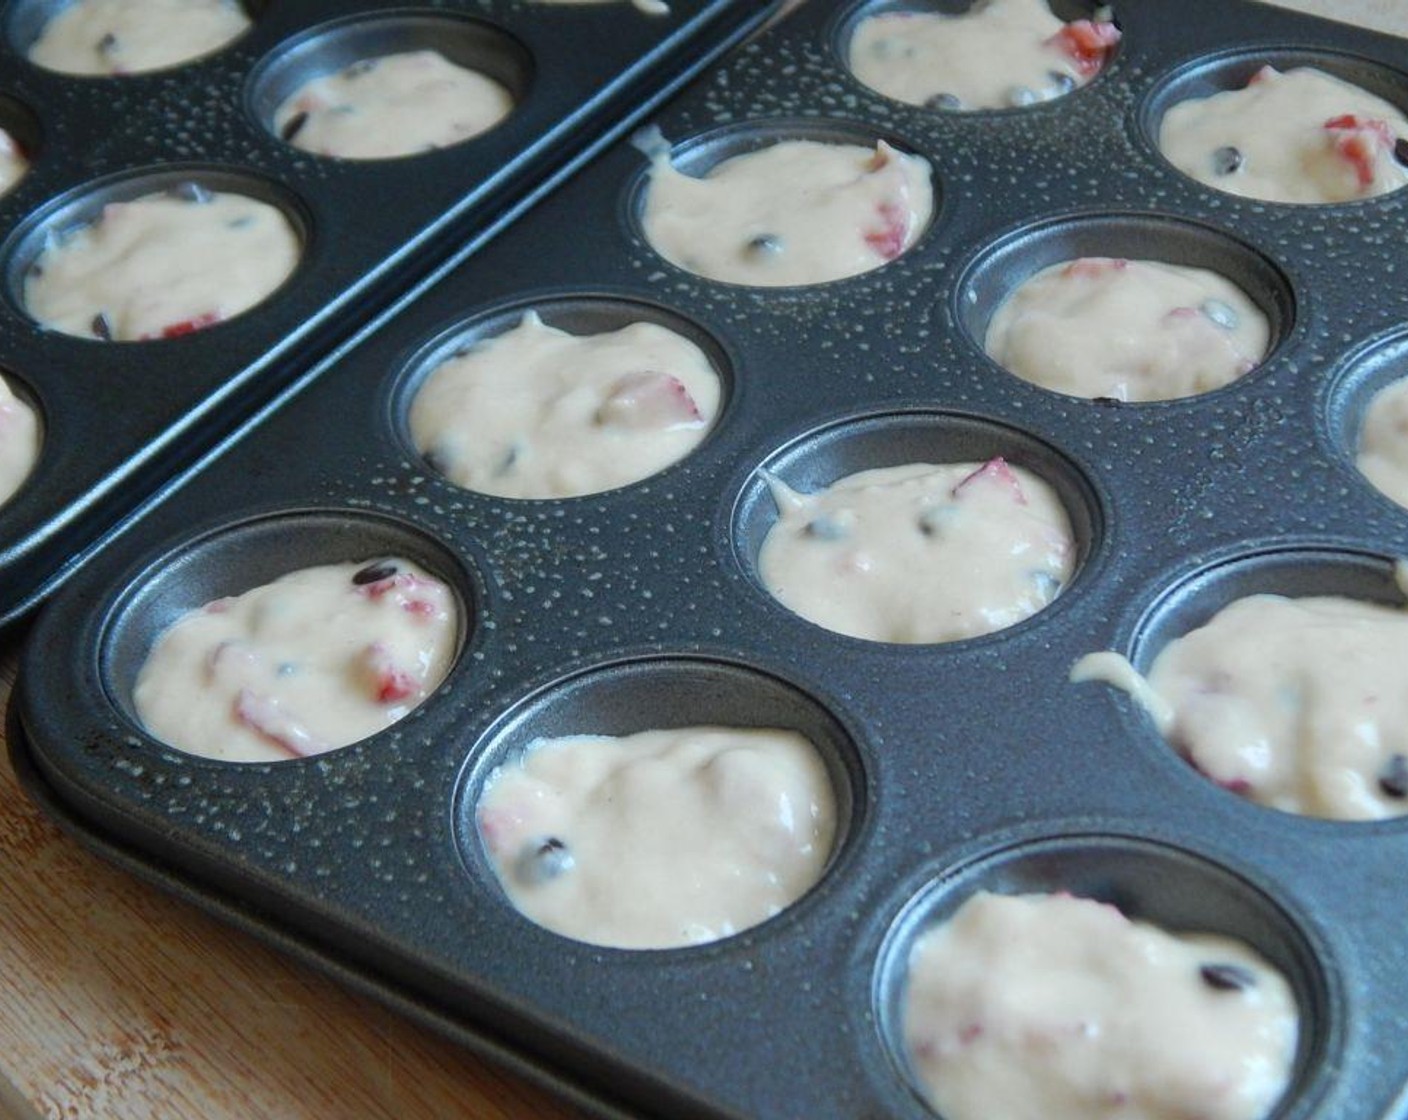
[951,456,1027,505]
[1062,257,1127,280]
[863,200,910,261]
[595,370,703,430]
[233,688,324,758]
[143,310,221,340]
[357,641,419,704]
[1324,115,1394,189]
[1046,20,1121,77]
[358,572,415,600]
[403,597,438,618]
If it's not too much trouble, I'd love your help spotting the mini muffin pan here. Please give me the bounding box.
[12,0,1408,1116]
[0,0,780,627]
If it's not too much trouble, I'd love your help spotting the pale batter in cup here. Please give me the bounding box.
[133,557,458,763]
[1159,66,1408,204]
[902,891,1298,1120]
[409,311,721,499]
[0,128,29,198]
[25,186,300,341]
[984,257,1269,402]
[758,458,1074,643]
[476,726,836,949]
[273,50,514,160]
[0,373,40,510]
[26,0,250,76]
[849,0,1120,112]
[1073,588,1408,820]
[641,137,933,286]
[1356,376,1408,509]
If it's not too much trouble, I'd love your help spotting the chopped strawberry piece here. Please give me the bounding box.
[952,456,1027,505]
[1045,20,1121,77]
[1324,114,1394,189]
[403,597,438,618]
[141,311,221,341]
[595,371,703,430]
[233,689,324,758]
[356,641,420,704]
[863,200,910,261]
[1062,257,1127,279]
[358,572,416,600]
[375,669,416,703]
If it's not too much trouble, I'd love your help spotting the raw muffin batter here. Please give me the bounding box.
[641,138,933,286]
[758,458,1074,642]
[476,726,836,949]
[1356,376,1408,509]
[133,558,457,763]
[1160,66,1408,204]
[849,0,1120,111]
[409,311,720,498]
[0,373,40,509]
[984,257,1269,402]
[1072,590,1408,820]
[26,0,250,76]
[0,128,28,198]
[25,187,300,341]
[902,891,1298,1120]
[273,50,514,160]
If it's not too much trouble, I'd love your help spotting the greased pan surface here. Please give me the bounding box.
[14,0,1408,1117]
[0,0,778,627]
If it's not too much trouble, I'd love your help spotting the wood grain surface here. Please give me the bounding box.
[2,1,1405,1116]
[0,646,579,1120]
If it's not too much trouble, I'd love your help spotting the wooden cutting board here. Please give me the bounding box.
[3,2,1404,1115]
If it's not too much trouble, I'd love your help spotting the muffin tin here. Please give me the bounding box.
[0,0,779,627]
[11,0,1408,1116]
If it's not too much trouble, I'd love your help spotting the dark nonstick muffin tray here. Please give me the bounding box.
[0,0,780,628]
[12,0,1408,1116]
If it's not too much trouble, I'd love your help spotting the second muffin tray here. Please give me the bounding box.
[13,0,1408,1117]
[0,0,779,627]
